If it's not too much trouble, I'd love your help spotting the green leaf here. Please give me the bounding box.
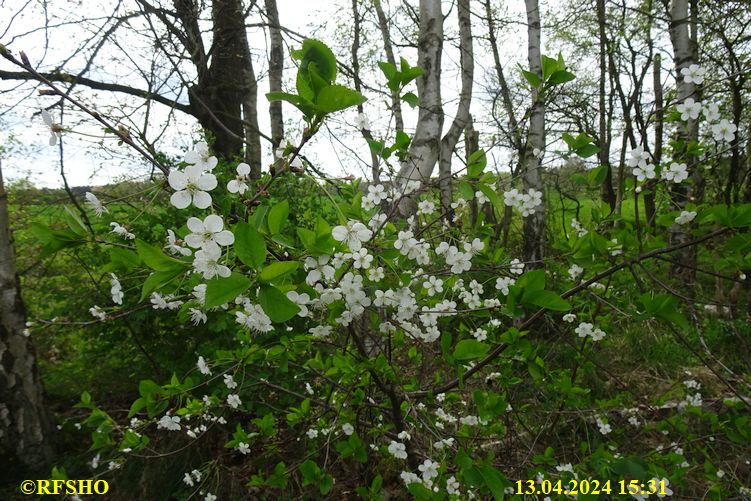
[135,240,186,272]
[401,92,419,108]
[394,130,411,150]
[259,261,299,282]
[588,165,608,185]
[295,39,338,84]
[258,285,300,322]
[458,181,474,201]
[467,149,487,177]
[524,290,571,311]
[63,206,88,237]
[315,85,366,114]
[453,339,491,360]
[518,269,546,292]
[140,268,184,301]
[378,61,399,91]
[478,464,506,501]
[109,247,141,271]
[521,69,541,88]
[541,54,559,80]
[299,459,321,485]
[267,201,289,235]
[235,222,267,269]
[204,273,252,309]
[547,69,576,84]
[576,144,600,158]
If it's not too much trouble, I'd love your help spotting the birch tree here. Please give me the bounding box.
[0,159,53,473]
[523,0,546,263]
[668,0,698,255]
[396,0,443,214]
[438,0,474,211]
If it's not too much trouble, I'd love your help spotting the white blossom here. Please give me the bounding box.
[227,162,251,194]
[680,64,705,85]
[675,210,697,225]
[184,141,218,171]
[169,164,217,209]
[84,192,107,216]
[332,220,372,251]
[712,119,737,142]
[676,98,702,121]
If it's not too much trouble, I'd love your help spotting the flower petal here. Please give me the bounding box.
[171,190,192,209]
[203,214,224,233]
[185,234,203,248]
[168,170,187,190]
[237,163,251,176]
[184,150,200,164]
[192,190,212,209]
[331,226,347,242]
[196,173,217,191]
[186,217,204,233]
[214,230,235,246]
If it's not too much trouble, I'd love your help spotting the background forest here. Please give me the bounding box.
[1,0,750,499]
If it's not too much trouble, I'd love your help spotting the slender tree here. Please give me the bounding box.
[523,0,546,264]
[396,0,443,214]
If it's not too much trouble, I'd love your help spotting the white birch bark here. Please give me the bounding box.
[395,0,443,215]
[438,0,473,212]
[523,0,546,264]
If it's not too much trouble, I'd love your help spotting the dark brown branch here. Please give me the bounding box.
[0,70,192,114]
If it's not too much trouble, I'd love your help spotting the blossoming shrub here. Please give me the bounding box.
[25,43,751,500]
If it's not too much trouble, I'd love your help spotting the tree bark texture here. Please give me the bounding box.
[597,0,616,210]
[523,0,546,264]
[0,160,53,474]
[396,0,443,215]
[438,0,473,212]
[668,0,699,275]
[265,0,285,151]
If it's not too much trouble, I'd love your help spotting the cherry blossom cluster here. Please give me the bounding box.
[503,188,543,217]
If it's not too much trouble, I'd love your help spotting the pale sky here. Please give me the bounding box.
[0,0,562,188]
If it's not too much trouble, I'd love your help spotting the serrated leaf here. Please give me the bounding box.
[136,240,186,272]
[204,273,251,309]
[453,339,490,360]
[521,69,541,88]
[258,285,299,322]
[259,261,299,282]
[548,69,576,84]
[235,222,267,269]
[140,268,184,301]
[315,85,366,114]
[63,206,88,237]
[467,149,487,177]
[401,92,419,108]
[267,201,289,235]
[524,289,570,311]
[576,143,600,158]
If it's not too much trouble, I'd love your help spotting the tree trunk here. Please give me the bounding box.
[372,0,405,134]
[523,0,546,265]
[352,0,381,182]
[183,0,262,174]
[438,0,473,212]
[648,53,664,227]
[668,0,699,276]
[0,159,54,474]
[265,0,285,151]
[597,0,615,210]
[395,0,443,215]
